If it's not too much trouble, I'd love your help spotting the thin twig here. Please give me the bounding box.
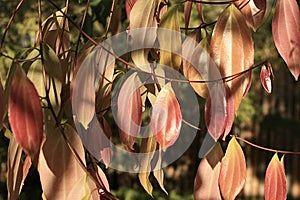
[0,0,25,50]
[233,135,300,155]
[104,0,115,39]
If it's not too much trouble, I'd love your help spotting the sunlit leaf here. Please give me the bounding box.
[67,174,99,200]
[7,136,23,200]
[272,0,300,80]
[194,143,223,200]
[42,42,63,81]
[8,67,43,162]
[0,79,4,130]
[264,153,287,200]
[138,128,157,196]
[219,136,246,200]
[260,63,273,94]
[210,4,254,112]
[39,124,86,200]
[151,83,182,151]
[222,85,235,140]
[153,148,168,194]
[158,6,182,71]
[130,0,158,71]
[125,0,137,21]
[235,0,266,31]
[117,72,142,149]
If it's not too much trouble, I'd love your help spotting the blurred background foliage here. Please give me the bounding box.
[1,0,300,199]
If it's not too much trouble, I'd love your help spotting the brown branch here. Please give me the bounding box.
[233,135,300,155]
[104,0,115,39]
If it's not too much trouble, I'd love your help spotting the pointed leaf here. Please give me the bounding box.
[39,124,86,200]
[184,1,193,34]
[153,148,168,195]
[138,129,157,196]
[272,0,300,80]
[219,136,247,200]
[158,6,182,71]
[130,0,158,71]
[235,0,266,31]
[151,83,182,151]
[42,42,63,81]
[264,153,287,200]
[117,72,142,149]
[9,67,43,161]
[0,79,4,130]
[210,4,254,112]
[194,143,223,200]
[196,2,205,23]
[260,63,273,93]
[7,136,23,200]
[126,0,137,21]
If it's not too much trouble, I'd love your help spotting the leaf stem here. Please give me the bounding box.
[185,0,238,5]
[233,135,300,155]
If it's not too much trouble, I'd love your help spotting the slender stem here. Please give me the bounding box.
[104,0,115,39]
[233,135,300,155]
[0,0,25,50]
[185,0,237,5]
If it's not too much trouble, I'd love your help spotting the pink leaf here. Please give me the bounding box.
[117,72,142,149]
[222,85,235,140]
[235,0,266,31]
[8,67,43,162]
[194,143,223,200]
[264,153,287,200]
[260,63,273,93]
[151,83,182,151]
[272,0,300,80]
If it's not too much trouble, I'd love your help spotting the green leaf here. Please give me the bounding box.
[42,42,62,81]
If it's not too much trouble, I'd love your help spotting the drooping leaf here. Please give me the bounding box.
[126,0,137,21]
[272,0,300,80]
[130,0,158,71]
[36,8,70,60]
[260,63,273,94]
[222,85,235,140]
[42,42,63,81]
[151,83,182,151]
[205,82,226,140]
[99,117,114,168]
[219,136,247,200]
[39,124,86,200]
[184,1,193,35]
[210,4,254,112]
[153,148,168,194]
[8,67,43,162]
[0,79,4,130]
[67,174,99,200]
[7,136,23,200]
[195,2,205,23]
[117,72,142,149]
[138,128,157,197]
[264,153,287,200]
[235,0,266,31]
[158,6,182,71]
[194,143,223,200]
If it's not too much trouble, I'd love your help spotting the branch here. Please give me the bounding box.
[233,135,300,155]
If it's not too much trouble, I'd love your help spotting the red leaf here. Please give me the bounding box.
[210,4,254,112]
[184,1,193,34]
[272,0,300,80]
[117,72,142,149]
[260,63,273,93]
[151,83,182,151]
[219,136,247,200]
[264,153,287,200]
[9,67,43,161]
[205,83,235,141]
[196,2,205,23]
[125,0,137,21]
[235,0,266,31]
[194,143,223,200]
[0,79,4,130]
